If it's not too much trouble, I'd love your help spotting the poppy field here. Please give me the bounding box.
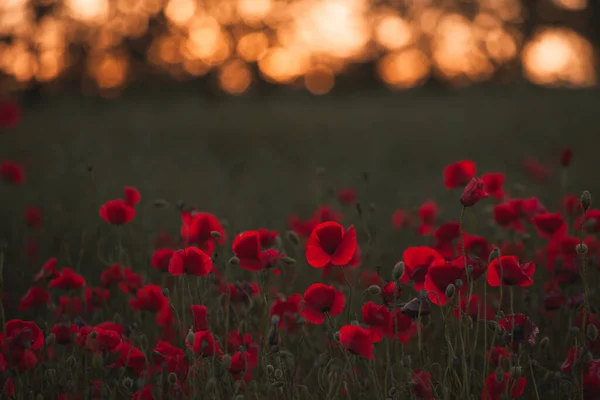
[1,98,600,400]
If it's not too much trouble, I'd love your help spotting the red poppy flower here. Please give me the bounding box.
[109,342,147,376]
[84,287,109,312]
[185,330,222,357]
[522,197,546,218]
[2,319,45,351]
[482,372,526,400]
[424,257,468,306]
[461,177,489,207]
[388,309,419,343]
[168,247,212,276]
[2,378,14,399]
[51,323,78,345]
[400,246,445,291]
[454,294,495,321]
[493,202,520,229]
[257,228,279,247]
[33,257,59,281]
[497,313,539,350]
[25,206,42,229]
[543,282,566,311]
[154,230,176,249]
[180,211,225,254]
[86,328,122,353]
[49,268,86,290]
[99,199,135,225]
[562,194,582,217]
[561,148,573,167]
[124,186,141,206]
[228,350,255,382]
[523,157,551,183]
[306,221,357,268]
[133,385,155,400]
[410,370,435,399]
[0,100,21,129]
[221,281,260,303]
[362,301,391,341]
[574,209,600,234]
[129,284,168,312]
[99,263,124,287]
[301,283,345,324]
[118,267,143,294]
[313,205,343,224]
[417,200,438,235]
[55,296,83,317]
[0,161,24,184]
[338,325,379,359]
[392,209,412,230]
[533,212,566,239]
[433,221,460,243]
[270,294,302,332]
[381,281,403,306]
[561,347,585,373]
[461,234,490,261]
[337,188,357,206]
[487,256,535,287]
[482,173,505,201]
[18,286,50,311]
[153,341,188,377]
[233,231,283,271]
[95,321,124,335]
[486,346,511,367]
[190,305,208,331]
[444,160,476,189]
[151,248,174,272]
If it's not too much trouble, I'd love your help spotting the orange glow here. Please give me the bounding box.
[551,0,587,11]
[485,28,517,62]
[375,15,415,51]
[219,58,252,94]
[93,53,128,88]
[258,46,308,83]
[165,0,196,27]
[237,32,269,62]
[522,28,596,87]
[65,0,110,23]
[304,65,334,94]
[238,0,272,25]
[377,49,430,89]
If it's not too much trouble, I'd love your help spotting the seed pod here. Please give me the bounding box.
[267,364,274,374]
[392,261,405,281]
[367,285,381,295]
[271,314,280,325]
[350,320,359,326]
[454,279,463,289]
[540,336,550,352]
[581,191,592,211]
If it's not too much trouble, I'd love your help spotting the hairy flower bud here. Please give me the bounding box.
[228,256,240,266]
[445,284,456,300]
[581,190,592,211]
[488,247,500,264]
[285,231,300,246]
[367,285,381,295]
[186,330,195,346]
[392,261,405,281]
[210,230,222,239]
[281,256,296,265]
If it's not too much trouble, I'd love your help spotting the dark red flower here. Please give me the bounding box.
[2,319,44,351]
[0,161,24,184]
[337,188,357,206]
[124,186,141,206]
[2,378,14,399]
[543,282,565,311]
[524,157,551,183]
[424,256,468,306]
[221,281,260,303]
[129,285,168,313]
[0,100,21,129]
[400,246,445,291]
[533,212,566,239]
[233,231,284,271]
[562,194,582,217]
[561,346,584,373]
[444,160,476,189]
[51,324,78,345]
[49,268,86,290]
[33,257,59,281]
[454,294,495,321]
[487,256,535,287]
[388,309,419,343]
[257,228,278,247]
[95,321,124,335]
[55,296,83,317]
[482,173,505,201]
[86,328,122,353]
[417,200,438,235]
[433,221,460,243]
[180,211,225,254]
[301,283,345,324]
[381,281,403,306]
[168,247,212,276]
[561,148,573,167]
[482,372,526,400]
[228,350,255,382]
[493,202,520,229]
[410,370,435,399]
[392,209,412,230]
[362,301,391,341]
[497,313,539,350]
[306,221,357,268]
[18,286,50,311]
[270,294,302,332]
[186,330,222,357]
[339,325,380,359]
[109,342,146,375]
[486,346,511,367]
[461,234,490,261]
[99,199,135,225]
[461,177,489,207]
[100,263,124,287]
[117,267,143,294]
[153,341,188,377]
[151,248,174,272]
[84,287,109,312]
[190,305,208,331]
[25,206,42,229]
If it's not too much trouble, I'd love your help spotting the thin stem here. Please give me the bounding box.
[0,250,5,334]
[341,267,353,323]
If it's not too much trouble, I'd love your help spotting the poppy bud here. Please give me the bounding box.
[89,331,98,340]
[297,315,306,325]
[576,243,588,255]
[271,314,280,325]
[282,256,296,265]
[445,284,456,300]
[286,231,300,246]
[274,369,283,379]
[570,326,580,334]
[153,199,169,208]
[454,279,463,289]
[45,333,55,347]
[419,289,427,298]
[495,366,504,383]
[221,354,231,369]
[268,326,280,346]
[228,256,240,266]
[186,330,195,345]
[267,364,275,374]
[350,320,359,326]
[466,264,474,276]
[461,178,489,207]
[367,285,381,295]
[334,331,341,342]
[509,366,522,378]
[162,288,169,297]
[392,261,405,281]
[540,336,550,352]
[587,324,598,341]
[66,355,77,369]
[581,190,592,211]
[488,247,500,264]
[318,353,329,366]
[210,231,222,239]
[175,200,185,210]
[388,387,398,397]
[122,378,133,389]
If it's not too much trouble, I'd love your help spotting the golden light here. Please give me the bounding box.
[522,28,596,87]
[65,0,110,23]
[237,32,269,62]
[375,15,415,51]
[92,53,128,88]
[551,0,588,11]
[165,0,196,27]
[238,0,272,25]
[219,58,252,94]
[485,28,517,63]
[377,49,430,89]
[258,46,309,83]
[304,65,334,94]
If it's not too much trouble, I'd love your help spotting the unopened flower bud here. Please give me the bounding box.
[162,288,169,297]
[267,364,274,374]
[488,247,500,264]
[350,320,359,326]
[540,336,550,352]
[392,261,405,281]
[401,355,411,368]
[221,354,231,370]
[281,256,296,265]
[576,243,588,255]
[509,366,522,378]
[166,372,177,386]
[466,265,474,276]
[186,330,195,345]
[45,333,55,347]
[228,256,240,266]
[454,279,463,289]
[334,331,341,342]
[588,324,599,341]
[210,230,222,239]
[286,231,300,246]
[153,199,169,208]
[271,314,280,325]
[367,285,381,295]
[581,191,592,211]
[495,366,504,383]
[445,284,456,300]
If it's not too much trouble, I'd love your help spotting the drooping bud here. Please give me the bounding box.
[540,336,550,352]
[588,324,598,341]
[445,284,456,300]
[509,366,522,378]
[186,330,195,345]
[488,247,500,264]
[271,314,280,326]
[228,256,240,266]
[267,364,274,374]
[454,279,463,289]
[210,231,222,239]
[392,261,405,281]
[122,378,134,389]
[162,288,169,297]
[581,190,592,211]
[167,372,178,386]
[367,285,381,295]
[334,331,341,342]
[285,231,300,246]
[281,256,296,265]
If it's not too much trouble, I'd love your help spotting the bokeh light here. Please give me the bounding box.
[0,0,597,94]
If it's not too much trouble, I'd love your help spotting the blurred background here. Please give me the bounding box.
[1,0,600,317]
